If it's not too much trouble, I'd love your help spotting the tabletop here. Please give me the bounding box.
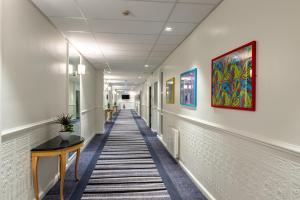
[31,135,84,151]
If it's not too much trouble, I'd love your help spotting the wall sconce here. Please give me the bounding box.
[78,64,86,75]
[68,64,74,75]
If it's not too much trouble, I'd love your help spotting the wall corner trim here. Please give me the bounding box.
[162,109,300,156]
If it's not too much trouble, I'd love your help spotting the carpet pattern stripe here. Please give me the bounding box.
[81,110,171,200]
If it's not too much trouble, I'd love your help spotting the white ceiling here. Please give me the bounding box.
[32,0,222,88]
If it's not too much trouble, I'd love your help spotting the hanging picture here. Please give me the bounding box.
[180,68,197,107]
[211,41,256,111]
[166,77,175,104]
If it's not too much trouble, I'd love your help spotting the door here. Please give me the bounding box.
[149,86,152,128]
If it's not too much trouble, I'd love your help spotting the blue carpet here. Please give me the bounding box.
[43,117,116,200]
[81,110,172,200]
[43,110,206,200]
[131,111,207,200]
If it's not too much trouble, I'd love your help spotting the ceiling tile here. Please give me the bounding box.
[156,35,186,45]
[32,0,83,17]
[110,63,145,70]
[169,3,214,23]
[99,43,153,51]
[177,0,222,4]
[110,59,145,65]
[95,33,157,44]
[145,0,176,2]
[152,44,177,51]
[104,50,150,57]
[162,22,197,35]
[65,32,104,60]
[50,17,89,32]
[77,0,174,21]
[150,51,171,57]
[90,19,164,34]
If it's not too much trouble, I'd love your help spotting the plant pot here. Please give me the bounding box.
[59,131,71,140]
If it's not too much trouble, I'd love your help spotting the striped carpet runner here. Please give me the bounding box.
[81,110,171,200]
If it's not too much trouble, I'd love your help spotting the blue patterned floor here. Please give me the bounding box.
[43,110,206,200]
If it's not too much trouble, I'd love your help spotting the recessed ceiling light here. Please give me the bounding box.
[107,71,111,74]
[138,76,142,79]
[164,26,173,32]
[144,64,149,68]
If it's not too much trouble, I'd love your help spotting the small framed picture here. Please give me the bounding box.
[180,68,197,107]
[166,77,175,104]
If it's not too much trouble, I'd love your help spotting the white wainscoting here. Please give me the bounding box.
[81,107,96,141]
[161,110,300,200]
[0,109,98,200]
[141,105,148,125]
[0,120,59,200]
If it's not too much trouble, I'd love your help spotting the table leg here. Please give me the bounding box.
[60,153,67,200]
[75,148,81,181]
[32,155,39,200]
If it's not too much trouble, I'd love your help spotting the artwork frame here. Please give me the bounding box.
[211,41,256,111]
[166,77,175,104]
[180,68,197,107]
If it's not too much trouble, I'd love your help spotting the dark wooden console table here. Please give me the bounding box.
[31,135,84,200]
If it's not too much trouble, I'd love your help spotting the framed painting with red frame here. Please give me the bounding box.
[211,41,256,111]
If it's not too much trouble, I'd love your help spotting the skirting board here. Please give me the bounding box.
[37,133,96,200]
[151,128,157,133]
[178,161,216,200]
[156,135,216,200]
[141,117,148,126]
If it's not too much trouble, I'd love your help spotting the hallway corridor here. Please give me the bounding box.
[2,0,300,199]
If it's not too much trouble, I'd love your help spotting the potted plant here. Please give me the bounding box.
[107,103,111,109]
[55,114,74,140]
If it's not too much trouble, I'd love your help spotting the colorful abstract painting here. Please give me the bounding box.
[180,68,197,107]
[166,77,175,104]
[211,41,256,111]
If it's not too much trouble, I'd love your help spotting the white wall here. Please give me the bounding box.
[140,0,300,199]
[117,93,136,110]
[1,0,66,199]
[0,0,3,195]
[0,0,104,199]
[80,58,97,140]
[95,71,104,133]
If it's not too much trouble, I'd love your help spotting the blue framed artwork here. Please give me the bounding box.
[180,68,197,107]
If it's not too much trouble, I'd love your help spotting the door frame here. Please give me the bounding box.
[148,86,152,128]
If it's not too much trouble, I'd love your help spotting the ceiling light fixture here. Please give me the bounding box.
[144,64,149,68]
[138,76,142,79]
[104,63,112,74]
[122,10,130,16]
[164,26,173,32]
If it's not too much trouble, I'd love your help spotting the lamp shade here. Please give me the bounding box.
[78,64,86,75]
[68,64,74,75]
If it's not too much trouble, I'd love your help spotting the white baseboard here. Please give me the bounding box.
[39,174,59,200]
[156,135,216,200]
[151,128,157,133]
[178,161,216,200]
[97,129,105,134]
[141,117,148,126]
[157,134,167,147]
